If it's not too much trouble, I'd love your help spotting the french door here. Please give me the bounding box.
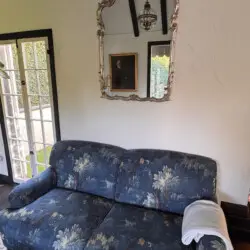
[0,30,60,183]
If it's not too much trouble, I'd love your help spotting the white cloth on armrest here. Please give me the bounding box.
[181,200,233,250]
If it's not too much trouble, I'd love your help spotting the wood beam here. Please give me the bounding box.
[160,0,168,35]
[128,0,140,37]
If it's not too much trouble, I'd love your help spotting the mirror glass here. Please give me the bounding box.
[100,0,177,101]
[148,41,170,99]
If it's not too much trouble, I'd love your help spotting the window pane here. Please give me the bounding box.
[150,44,170,98]
[45,145,52,164]
[34,143,47,174]
[13,95,25,118]
[13,71,22,94]
[32,120,43,143]
[16,119,28,141]
[1,78,11,94]
[9,140,28,161]
[12,160,29,180]
[36,164,46,175]
[34,41,47,69]
[11,44,19,70]
[41,96,52,121]
[44,121,54,144]
[25,162,33,179]
[22,42,35,69]
[3,96,15,117]
[3,95,25,118]
[1,71,21,95]
[35,144,52,166]
[0,44,19,71]
[38,70,49,95]
[6,118,27,141]
[26,70,38,94]
[30,96,41,120]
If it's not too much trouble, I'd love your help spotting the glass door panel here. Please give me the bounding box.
[0,42,30,181]
[0,37,57,182]
[19,38,56,177]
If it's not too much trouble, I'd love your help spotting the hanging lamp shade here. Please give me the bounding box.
[138,0,157,31]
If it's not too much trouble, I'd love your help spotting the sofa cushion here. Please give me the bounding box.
[85,203,192,250]
[115,149,217,214]
[0,189,113,250]
[50,141,125,199]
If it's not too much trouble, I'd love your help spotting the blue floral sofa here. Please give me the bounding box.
[0,141,225,250]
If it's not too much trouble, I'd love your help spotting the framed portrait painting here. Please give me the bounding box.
[109,53,138,92]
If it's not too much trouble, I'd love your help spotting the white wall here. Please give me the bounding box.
[0,0,250,205]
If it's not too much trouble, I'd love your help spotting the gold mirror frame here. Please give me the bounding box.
[97,0,179,102]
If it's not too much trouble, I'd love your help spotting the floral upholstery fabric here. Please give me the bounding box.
[8,167,56,209]
[115,149,217,214]
[85,203,193,250]
[0,188,113,250]
[0,141,223,250]
[50,141,124,199]
[196,235,226,250]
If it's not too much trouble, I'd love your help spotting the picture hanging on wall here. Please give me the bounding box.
[109,53,138,92]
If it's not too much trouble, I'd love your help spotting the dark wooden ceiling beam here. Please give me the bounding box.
[128,0,140,37]
[160,0,168,35]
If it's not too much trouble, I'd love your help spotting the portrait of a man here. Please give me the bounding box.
[109,53,138,91]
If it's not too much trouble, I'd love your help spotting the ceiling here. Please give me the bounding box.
[103,0,176,36]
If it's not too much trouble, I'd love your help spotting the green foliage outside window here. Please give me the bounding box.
[26,146,52,178]
[151,55,170,99]
[11,42,50,109]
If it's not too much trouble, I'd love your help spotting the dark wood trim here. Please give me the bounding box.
[0,29,61,181]
[46,30,61,142]
[0,97,13,184]
[221,201,250,242]
[221,201,249,218]
[0,29,53,40]
[0,174,13,184]
[147,42,152,98]
[128,0,140,37]
[160,0,168,35]
[147,41,171,98]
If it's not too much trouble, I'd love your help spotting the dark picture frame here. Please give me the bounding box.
[109,53,138,92]
[147,41,171,98]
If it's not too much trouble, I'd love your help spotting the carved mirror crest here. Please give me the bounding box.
[97,0,179,102]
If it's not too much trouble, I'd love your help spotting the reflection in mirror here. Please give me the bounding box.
[110,53,138,92]
[147,41,170,99]
[97,0,179,102]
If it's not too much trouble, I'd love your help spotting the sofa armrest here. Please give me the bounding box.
[8,167,57,209]
[196,235,226,250]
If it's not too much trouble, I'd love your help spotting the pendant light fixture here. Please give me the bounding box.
[138,0,157,31]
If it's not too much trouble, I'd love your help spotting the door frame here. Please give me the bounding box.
[0,29,61,184]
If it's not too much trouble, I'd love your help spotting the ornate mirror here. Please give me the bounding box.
[97,0,179,102]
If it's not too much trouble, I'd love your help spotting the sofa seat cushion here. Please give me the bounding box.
[85,203,193,250]
[0,188,113,250]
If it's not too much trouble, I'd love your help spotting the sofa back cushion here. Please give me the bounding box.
[50,140,125,199]
[115,149,217,214]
